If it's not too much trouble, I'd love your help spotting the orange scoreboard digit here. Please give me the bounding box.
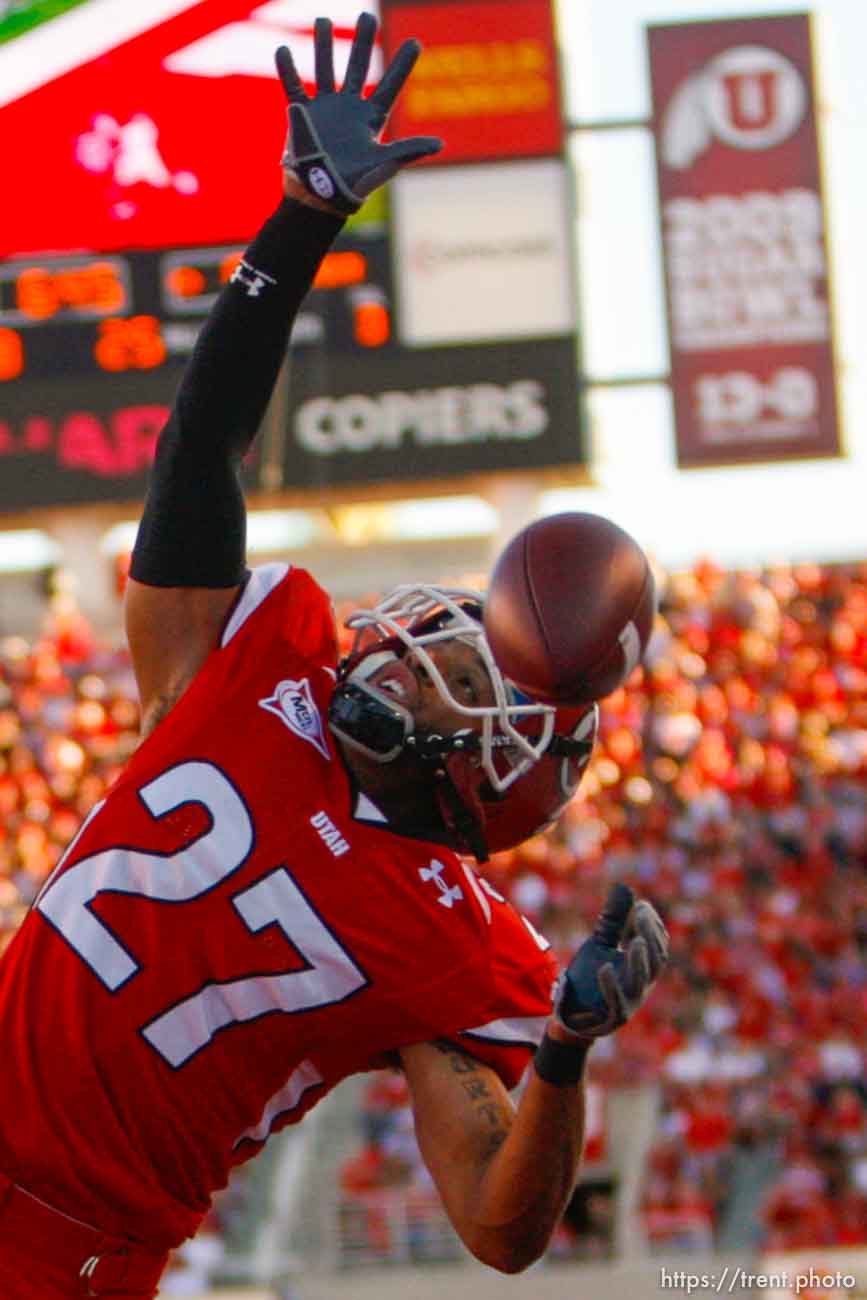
[0,231,393,394]
[0,328,24,381]
[0,257,130,324]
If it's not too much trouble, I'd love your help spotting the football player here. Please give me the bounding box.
[0,15,668,1298]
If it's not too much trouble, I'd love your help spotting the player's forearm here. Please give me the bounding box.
[468,1040,587,1271]
[406,1036,587,1274]
[172,197,344,457]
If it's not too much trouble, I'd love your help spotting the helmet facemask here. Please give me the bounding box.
[328,585,597,863]
[329,584,557,795]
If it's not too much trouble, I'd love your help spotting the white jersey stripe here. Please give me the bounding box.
[221,563,291,647]
[460,864,491,924]
[459,1014,549,1049]
[234,1059,323,1146]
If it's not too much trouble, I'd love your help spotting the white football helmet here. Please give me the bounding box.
[328,585,597,860]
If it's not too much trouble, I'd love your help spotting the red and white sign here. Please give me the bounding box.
[1,0,382,257]
[383,0,562,166]
[647,14,841,466]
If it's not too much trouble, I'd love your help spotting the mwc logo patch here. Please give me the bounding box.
[259,676,332,761]
[0,0,381,257]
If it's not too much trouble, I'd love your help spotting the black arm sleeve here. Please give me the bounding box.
[130,197,345,588]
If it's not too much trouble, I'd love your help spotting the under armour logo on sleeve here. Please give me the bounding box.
[419,859,464,909]
[230,259,277,298]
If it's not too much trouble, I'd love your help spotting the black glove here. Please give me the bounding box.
[276,12,443,214]
[555,883,669,1038]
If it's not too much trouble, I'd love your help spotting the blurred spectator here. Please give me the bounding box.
[641,1173,715,1252]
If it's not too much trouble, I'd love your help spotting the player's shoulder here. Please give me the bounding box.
[353,826,552,975]
[220,563,338,662]
[342,823,502,961]
[463,868,553,963]
[351,817,480,917]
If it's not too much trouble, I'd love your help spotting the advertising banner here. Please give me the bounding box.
[281,336,583,487]
[0,0,384,257]
[647,13,841,466]
[391,159,575,346]
[382,0,562,165]
[0,365,264,510]
[0,369,175,509]
[1,0,562,254]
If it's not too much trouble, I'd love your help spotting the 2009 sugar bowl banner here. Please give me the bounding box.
[647,13,842,468]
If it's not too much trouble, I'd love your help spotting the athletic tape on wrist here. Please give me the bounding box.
[533,1032,591,1086]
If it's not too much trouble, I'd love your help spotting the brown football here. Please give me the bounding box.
[483,512,656,704]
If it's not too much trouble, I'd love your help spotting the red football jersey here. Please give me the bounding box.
[0,566,557,1250]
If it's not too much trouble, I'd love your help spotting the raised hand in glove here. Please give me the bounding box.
[535,883,668,1085]
[276,12,443,214]
[558,882,668,1036]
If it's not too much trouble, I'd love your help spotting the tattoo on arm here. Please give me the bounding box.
[433,1041,512,1157]
[434,1042,477,1073]
[463,1078,489,1100]
[482,1126,508,1159]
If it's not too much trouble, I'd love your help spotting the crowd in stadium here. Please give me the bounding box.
[1,554,865,1264]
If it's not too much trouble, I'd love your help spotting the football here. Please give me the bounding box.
[483,512,656,705]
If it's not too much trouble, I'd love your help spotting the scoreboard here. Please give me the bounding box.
[0,235,392,383]
[0,0,585,512]
[0,226,397,503]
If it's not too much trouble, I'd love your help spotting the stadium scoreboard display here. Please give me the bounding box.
[0,235,392,383]
[0,0,585,511]
[0,231,395,492]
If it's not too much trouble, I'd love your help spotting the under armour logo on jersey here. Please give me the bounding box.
[231,259,276,298]
[419,859,464,909]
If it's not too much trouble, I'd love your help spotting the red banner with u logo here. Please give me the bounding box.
[647,13,841,466]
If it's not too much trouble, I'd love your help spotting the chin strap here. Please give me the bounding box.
[403,728,594,865]
[436,757,492,865]
[404,731,492,863]
[543,734,595,760]
[405,730,593,762]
